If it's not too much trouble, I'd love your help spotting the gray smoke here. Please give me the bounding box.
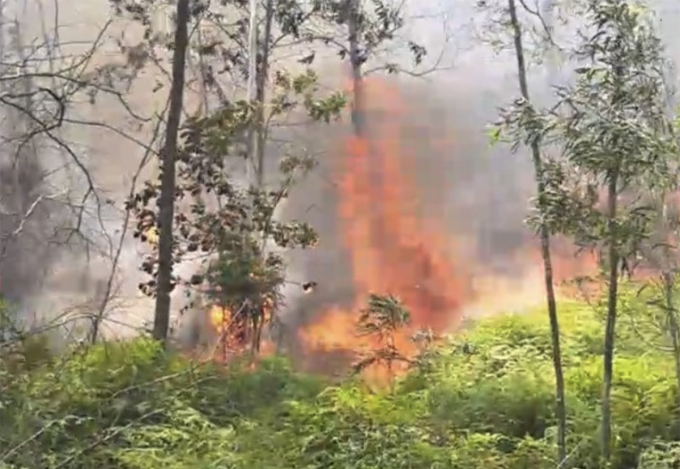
[278,73,536,327]
[280,0,680,329]
[2,0,680,344]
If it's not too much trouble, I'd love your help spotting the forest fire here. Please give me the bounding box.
[298,78,469,370]
[295,78,600,376]
[209,305,246,360]
[208,77,600,379]
[208,304,276,362]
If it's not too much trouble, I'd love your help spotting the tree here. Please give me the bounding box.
[186,0,350,179]
[150,0,191,345]
[250,0,273,189]
[629,172,680,436]
[353,293,412,382]
[108,0,354,352]
[491,0,567,461]
[632,273,680,436]
[311,0,428,136]
[131,69,345,354]
[111,0,432,352]
[535,0,677,460]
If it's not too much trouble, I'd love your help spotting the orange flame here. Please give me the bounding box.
[208,305,247,360]
[203,75,605,382]
[297,77,607,381]
[299,78,470,379]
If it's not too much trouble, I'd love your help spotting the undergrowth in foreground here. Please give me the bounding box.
[1,296,680,469]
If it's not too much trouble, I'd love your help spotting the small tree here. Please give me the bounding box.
[534,0,677,460]
[353,293,411,382]
[490,0,568,460]
[131,69,345,355]
[631,273,680,432]
[629,178,680,435]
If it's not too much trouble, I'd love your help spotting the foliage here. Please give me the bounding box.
[8,2,680,469]
[498,0,679,257]
[112,0,428,348]
[353,293,411,375]
[112,0,370,350]
[494,0,680,461]
[356,293,411,338]
[0,297,14,343]
[311,0,427,73]
[2,301,680,469]
[129,68,345,349]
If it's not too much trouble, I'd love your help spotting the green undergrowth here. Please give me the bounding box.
[2,292,680,469]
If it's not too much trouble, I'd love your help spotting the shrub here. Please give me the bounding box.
[1,300,677,469]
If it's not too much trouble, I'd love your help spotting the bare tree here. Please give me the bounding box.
[0,13,120,320]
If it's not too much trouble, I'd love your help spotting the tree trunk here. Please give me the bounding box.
[245,0,258,188]
[601,169,619,461]
[152,0,190,345]
[506,0,567,463]
[346,0,389,254]
[247,0,274,355]
[242,0,259,358]
[347,0,365,137]
[662,271,680,436]
[255,0,274,188]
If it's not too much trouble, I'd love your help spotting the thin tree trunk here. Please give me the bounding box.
[601,169,619,461]
[346,0,390,256]
[656,198,680,436]
[662,271,680,434]
[0,1,4,93]
[255,0,274,285]
[255,0,274,188]
[347,0,365,137]
[243,0,259,357]
[506,0,567,463]
[245,0,258,188]
[245,0,274,355]
[152,0,190,345]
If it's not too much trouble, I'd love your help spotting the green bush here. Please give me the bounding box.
[1,300,679,469]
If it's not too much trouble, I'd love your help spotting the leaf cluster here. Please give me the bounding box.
[353,293,412,374]
[356,293,411,338]
[494,0,680,267]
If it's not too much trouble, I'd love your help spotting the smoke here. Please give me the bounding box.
[0,22,86,330]
[0,126,59,306]
[277,73,531,326]
[0,0,156,339]
[279,0,680,328]
[2,0,680,345]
